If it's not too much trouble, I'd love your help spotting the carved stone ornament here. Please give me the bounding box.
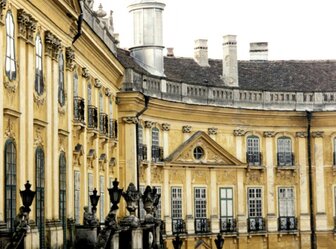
[0,0,7,23]
[33,88,46,106]
[208,127,218,135]
[73,144,83,167]
[161,123,170,131]
[45,31,62,60]
[263,131,276,138]
[182,125,192,133]
[120,183,141,228]
[4,118,15,140]
[141,186,161,223]
[295,131,308,138]
[65,47,75,71]
[233,129,246,136]
[144,121,154,129]
[4,75,18,93]
[34,127,44,148]
[94,79,102,88]
[17,9,29,39]
[312,131,324,138]
[122,116,139,124]
[26,15,37,43]
[105,88,112,97]
[246,170,262,184]
[82,68,90,79]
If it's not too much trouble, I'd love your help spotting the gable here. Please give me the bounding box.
[165,131,244,167]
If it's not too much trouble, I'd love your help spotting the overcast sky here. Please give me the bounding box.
[94,0,336,60]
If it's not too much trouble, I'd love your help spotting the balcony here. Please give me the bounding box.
[246,152,262,166]
[152,145,164,163]
[219,217,236,233]
[247,217,265,233]
[73,96,85,124]
[278,216,297,231]
[108,119,118,139]
[172,219,186,235]
[87,105,98,130]
[195,218,211,234]
[277,153,294,166]
[139,144,147,161]
[99,113,108,136]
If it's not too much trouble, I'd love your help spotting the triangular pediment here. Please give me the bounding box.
[165,131,244,166]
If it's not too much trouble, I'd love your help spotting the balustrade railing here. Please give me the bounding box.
[194,218,211,234]
[278,216,297,231]
[99,113,108,136]
[219,217,236,233]
[172,219,186,235]
[88,105,98,129]
[73,96,85,124]
[247,217,265,232]
[139,144,147,161]
[246,152,262,166]
[152,145,164,162]
[277,153,294,166]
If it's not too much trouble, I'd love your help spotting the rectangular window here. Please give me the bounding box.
[247,136,261,165]
[88,173,93,211]
[277,137,293,166]
[74,171,80,224]
[171,187,182,219]
[220,188,233,218]
[194,187,206,218]
[154,186,161,219]
[278,188,294,217]
[100,176,105,222]
[248,188,262,217]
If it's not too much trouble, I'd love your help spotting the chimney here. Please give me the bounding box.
[194,39,209,67]
[167,47,174,57]
[250,42,268,60]
[222,35,238,87]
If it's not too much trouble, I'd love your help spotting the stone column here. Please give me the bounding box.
[185,168,194,234]
[182,125,192,141]
[144,121,153,185]
[312,131,327,230]
[233,129,245,161]
[208,128,218,141]
[296,132,310,231]
[163,167,172,235]
[263,131,277,231]
[123,116,139,186]
[132,228,143,249]
[210,169,219,233]
[162,123,170,158]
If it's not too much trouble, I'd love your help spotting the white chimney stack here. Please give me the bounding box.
[250,42,268,60]
[167,47,174,57]
[194,39,209,67]
[222,35,238,87]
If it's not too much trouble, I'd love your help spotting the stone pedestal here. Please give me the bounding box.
[300,213,311,231]
[75,226,97,249]
[237,214,247,233]
[210,215,219,234]
[46,220,64,249]
[315,213,328,231]
[164,216,172,235]
[186,215,194,234]
[132,228,143,249]
[267,214,277,232]
[24,226,40,249]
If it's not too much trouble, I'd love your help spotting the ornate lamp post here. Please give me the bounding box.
[172,235,183,249]
[20,181,36,213]
[215,233,225,249]
[90,188,100,215]
[108,178,123,211]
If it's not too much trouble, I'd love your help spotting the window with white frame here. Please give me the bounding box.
[6,11,16,81]
[278,188,294,217]
[74,171,80,224]
[247,136,261,165]
[88,173,93,211]
[277,137,293,166]
[100,176,105,222]
[220,188,233,218]
[35,35,44,94]
[248,188,262,217]
[152,127,160,160]
[194,187,206,218]
[171,187,182,219]
[153,186,161,219]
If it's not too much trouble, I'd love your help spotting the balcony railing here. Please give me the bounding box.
[277,153,294,166]
[246,152,262,166]
[139,144,147,161]
[73,96,85,124]
[99,113,108,136]
[88,105,98,129]
[219,217,236,233]
[152,145,164,162]
[195,218,211,234]
[108,119,118,139]
[247,217,265,232]
[278,216,297,231]
[172,219,186,235]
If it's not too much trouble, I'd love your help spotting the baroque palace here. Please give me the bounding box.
[1,0,336,249]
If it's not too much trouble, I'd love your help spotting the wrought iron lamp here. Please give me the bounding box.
[20,181,36,213]
[108,178,123,210]
[172,235,183,249]
[215,233,225,249]
[90,188,100,214]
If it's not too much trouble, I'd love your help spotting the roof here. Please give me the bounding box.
[117,48,336,92]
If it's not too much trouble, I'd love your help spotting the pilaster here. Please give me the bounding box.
[237,170,247,233]
[233,129,245,161]
[208,127,218,141]
[182,125,191,141]
[163,168,172,235]
[0,7,4,221]
[162,123,170,158]
[144,120,153,185]
[185,168,194,234]
[210,169,219,233]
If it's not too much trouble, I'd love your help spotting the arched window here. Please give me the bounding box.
[73,73,78,97]
[4,139,16,232]
[246,136,261,166]
[36,147,45,249]
[277,137,293,166]
[59,152,67,248]
[35,35,44,94]
[58,53,65,106]
[151,127,160,161]
[5,11,16,81]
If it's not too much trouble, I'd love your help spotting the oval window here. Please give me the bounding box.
[193,146,204,160]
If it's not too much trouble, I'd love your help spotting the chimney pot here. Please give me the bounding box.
[194,39,209,67]
[222,35,238,87]
[167,47,174,57]
[250,42,268,60]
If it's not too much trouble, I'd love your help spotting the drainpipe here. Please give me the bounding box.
[306,111,316,249]
[136,95,150,219]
